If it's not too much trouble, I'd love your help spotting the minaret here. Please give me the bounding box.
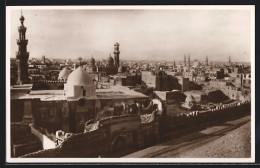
[184,54,187,66]
[229,56,231,64]
[16,11,30,85]
[173,60,176,68]
[90,56,95,67]
[188,54,190,67]
[78,57,82,67]
[205,56,208,66]
[42,55,46,64]
[114,42,120,67]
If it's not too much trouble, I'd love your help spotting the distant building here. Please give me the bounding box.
[141,70,189,92]
[94,42,122,76]
[154,90,186,116]
[58,67,71,81]
[114,42,120,67]
[216,68,224,79]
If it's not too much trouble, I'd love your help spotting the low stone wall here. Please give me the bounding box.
[23,127,110,158]
[160,101,251,136]
[32,80,65,90]
[11,123,42,157]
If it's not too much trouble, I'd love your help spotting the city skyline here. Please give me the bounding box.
[7,6,254,161]
[9,8,252,62]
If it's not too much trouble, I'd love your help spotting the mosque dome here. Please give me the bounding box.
[66,67,92,86]
[58,67,71,81]
[185,95,196,104]
[107,55,114,65]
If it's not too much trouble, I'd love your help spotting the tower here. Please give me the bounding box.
[78,57,82,66]
[173,60,176,68]
[229,56,231,64]
[184,54,187,66]
[114,42,120,67]
[90,56,95,67]
[205,56,208,66]
[42,55,46,64]
[188,54,190,67]
[16,11,30,84]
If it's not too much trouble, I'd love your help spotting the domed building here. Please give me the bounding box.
[58,67,71,81]
[182,95,196,110]
[185,95,195,104]
[64,67,96,98]
[107,54,114,67]
[192,60,200,68]
[84,57,97,73]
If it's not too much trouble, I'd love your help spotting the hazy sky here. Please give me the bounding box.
[9,8,252,62]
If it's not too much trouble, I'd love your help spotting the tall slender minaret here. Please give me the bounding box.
[188,54,190,67]
[184,54,187,66]
[16,11,30,84]
[114,42,120,67]
[42,55,46,64]
[173,60,176,68]
[229,56,231,64]
[205,56,208,66]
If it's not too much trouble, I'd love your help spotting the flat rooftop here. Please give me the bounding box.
[184,90,207,95]
[15,85,148,101]
[11,84,33,90]
[154,90,181,101]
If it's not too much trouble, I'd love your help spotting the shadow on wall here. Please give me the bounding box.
[32,82,51,90]
[208,90,229,103]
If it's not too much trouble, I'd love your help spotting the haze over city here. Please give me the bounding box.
[9,9,252,62]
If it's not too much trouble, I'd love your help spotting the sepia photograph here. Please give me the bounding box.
[6,5,255,163]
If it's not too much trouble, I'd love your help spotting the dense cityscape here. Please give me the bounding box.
[9,10,252,159]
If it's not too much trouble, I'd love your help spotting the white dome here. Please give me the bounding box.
[185,95,195,103]
[58,67,71,80]
[67,67,92,86]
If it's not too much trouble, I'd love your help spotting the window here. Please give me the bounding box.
[83,89,86,96]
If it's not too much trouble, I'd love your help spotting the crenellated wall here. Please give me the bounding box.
[159,100,251,136]
[32,80,66,90]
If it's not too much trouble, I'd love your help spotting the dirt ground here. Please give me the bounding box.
[124,116,251,158]
[175,121,251,158]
